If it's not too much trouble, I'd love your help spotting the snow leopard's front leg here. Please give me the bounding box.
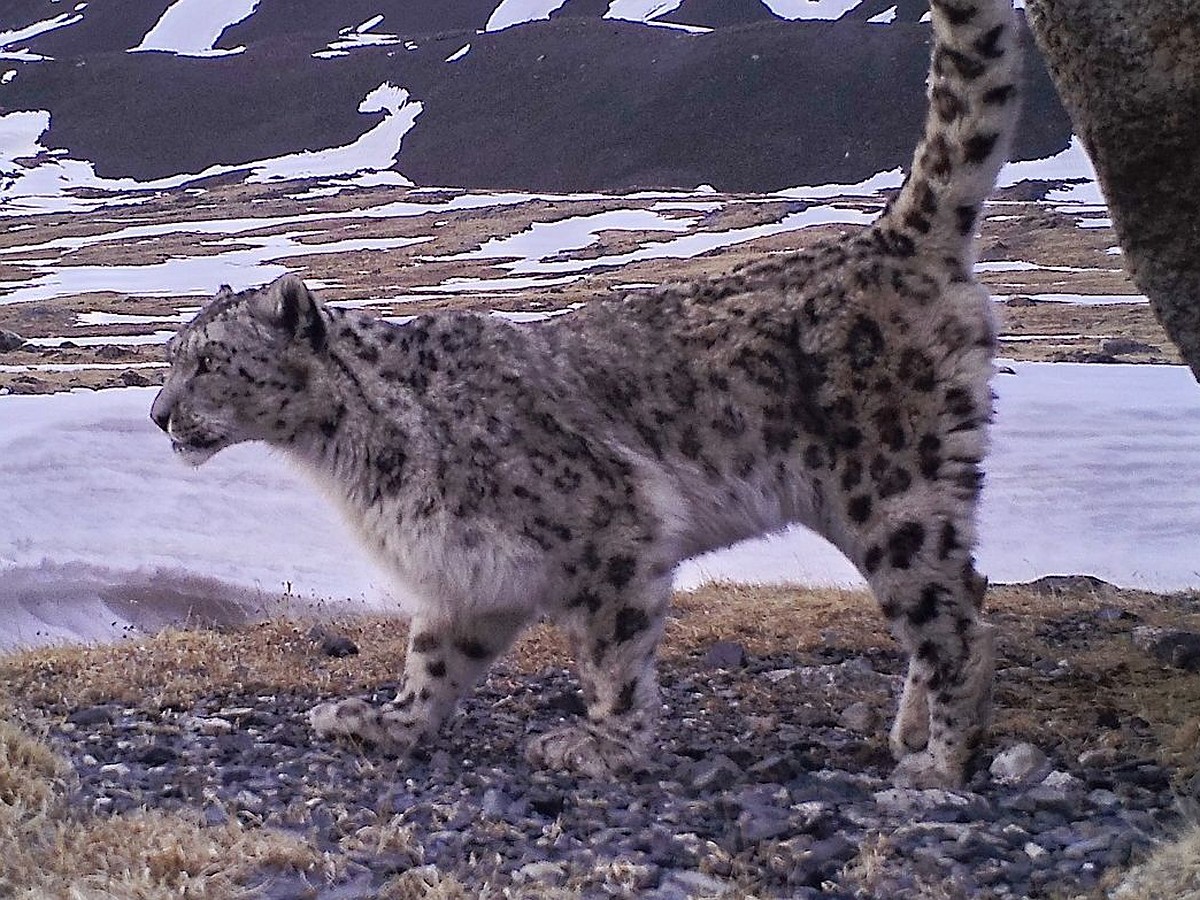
[310,608,527,755]
[527,567,669,778]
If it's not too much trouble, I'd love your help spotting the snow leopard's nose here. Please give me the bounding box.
[150,392,172,433]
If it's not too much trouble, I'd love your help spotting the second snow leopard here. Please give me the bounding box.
[151,0,1021,789]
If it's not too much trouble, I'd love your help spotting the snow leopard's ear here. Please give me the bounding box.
[252,274,327,353]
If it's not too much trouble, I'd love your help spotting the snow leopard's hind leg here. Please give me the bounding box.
[881,549,993,789]
[888,552,990,762]
[526,567,669,778]
[310,608,528,755]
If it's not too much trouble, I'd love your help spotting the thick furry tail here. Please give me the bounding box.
[876,0,1022,267]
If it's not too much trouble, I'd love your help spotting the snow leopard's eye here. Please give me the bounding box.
[195,351,215,376]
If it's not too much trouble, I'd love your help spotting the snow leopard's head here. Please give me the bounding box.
[151,274,329,465]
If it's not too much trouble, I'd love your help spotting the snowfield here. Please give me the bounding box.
[1,362,1197,649]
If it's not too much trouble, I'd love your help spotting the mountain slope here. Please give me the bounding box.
[1,0,1071,192]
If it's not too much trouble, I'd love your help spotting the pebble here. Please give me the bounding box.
[514,861,567,885]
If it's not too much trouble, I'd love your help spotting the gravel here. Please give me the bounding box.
[42,645,1181,898]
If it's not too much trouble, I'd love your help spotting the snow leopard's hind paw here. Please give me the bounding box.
[525,723,648,778]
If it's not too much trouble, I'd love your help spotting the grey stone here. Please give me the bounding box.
[1132,626,1200,671]
[0,330,25,352]
[801,834,856,876]
[1021,574,1116,597]
[703,640,747,669]
[838,700,877,734]
[481,787,507,819]
[662,870,732,897]
[873,787,991,818]
[516,859,566,888]
[67,705,118,727]
[1024,841,1050,862]
[1025,771,1087,812]
[736,805,792,845]
[307,624,359,658]
[137,744,177,767]
[747,753,799,782]
[202,804,228,826]
[120,370,152,387]
[1064,833,1117,860]
[990,742,1052,786]
[687,754,743,793]
[1087,788,1121,811]
[1102,337,1161,356]
[1026,0,1200,382]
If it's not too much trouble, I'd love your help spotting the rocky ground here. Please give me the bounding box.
[4,578,1200,898]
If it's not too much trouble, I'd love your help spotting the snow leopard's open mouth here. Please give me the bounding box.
[169,435,224,466]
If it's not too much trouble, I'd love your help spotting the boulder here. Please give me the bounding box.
[0,329,25,352]
[1025,0,1200,382]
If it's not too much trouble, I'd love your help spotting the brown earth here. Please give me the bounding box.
[0,182,1178,396]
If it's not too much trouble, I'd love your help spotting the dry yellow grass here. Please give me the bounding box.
[1110,825,1200,900]
[0,718,330,898]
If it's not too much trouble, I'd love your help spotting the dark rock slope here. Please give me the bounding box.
[2,0,1071,192]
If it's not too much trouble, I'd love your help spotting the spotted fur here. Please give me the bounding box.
[151,0,1020,788]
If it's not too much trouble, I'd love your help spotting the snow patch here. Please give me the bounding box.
[486,0,569,31]
[247,83,422,183]
[313,16,407,59]
[130,0,260,57]
[0,229,431,305]
[0,9,85,57]
[1000,136,1099,188]
[441,208,693,270]
[75,311,196,327]
[778,167,904,199]
[439,201,875,281]
[761,0,859,20]
[995,293,1147,306]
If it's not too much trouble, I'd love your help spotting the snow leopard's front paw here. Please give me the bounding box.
[891,749,964,790]
[308,698,422,757]
[525,724,647,778]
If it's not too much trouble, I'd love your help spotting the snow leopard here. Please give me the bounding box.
[151,0,1021,789]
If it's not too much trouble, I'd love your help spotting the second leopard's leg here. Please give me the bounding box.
[310,607,528,755]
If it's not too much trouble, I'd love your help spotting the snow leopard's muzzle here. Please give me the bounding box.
[150,388,228,466]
